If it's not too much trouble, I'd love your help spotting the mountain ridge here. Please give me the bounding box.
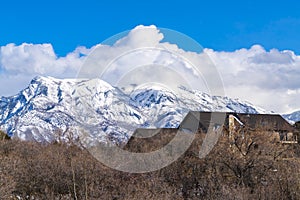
[0,76,270,145]
[283,110,300,124]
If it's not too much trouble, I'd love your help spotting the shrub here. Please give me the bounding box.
[0,130,10,140]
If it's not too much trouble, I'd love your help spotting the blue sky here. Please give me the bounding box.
[1,0,300,55]
[1,0,300,114]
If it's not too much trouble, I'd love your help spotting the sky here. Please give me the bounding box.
[1,0,300,114]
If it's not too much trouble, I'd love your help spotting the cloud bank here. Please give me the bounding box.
[0,25,299,114]
[205,45,300,113]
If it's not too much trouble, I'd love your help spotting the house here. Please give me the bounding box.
[124,111,298,152]
[226,113,298,143]
[179,112,298,142]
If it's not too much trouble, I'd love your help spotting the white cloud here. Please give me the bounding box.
[115,25,164,48]
[250,49,295,64]
[0,43,88,75]
[0,25,299,114]
[78,25,222,95]
[0,43,89,96]
[205,45,300,113]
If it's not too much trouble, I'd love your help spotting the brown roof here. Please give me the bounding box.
[231,113,294,132]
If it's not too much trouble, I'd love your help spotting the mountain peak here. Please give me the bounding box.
[31,75,58,84]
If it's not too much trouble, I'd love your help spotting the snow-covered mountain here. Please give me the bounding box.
[0,76,267,145]
[283,110,300,124]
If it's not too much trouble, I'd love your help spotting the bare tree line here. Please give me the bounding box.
[0,127,299,199]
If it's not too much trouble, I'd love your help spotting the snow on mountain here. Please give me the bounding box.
[283,110,300,124]
[0,76,268,145]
